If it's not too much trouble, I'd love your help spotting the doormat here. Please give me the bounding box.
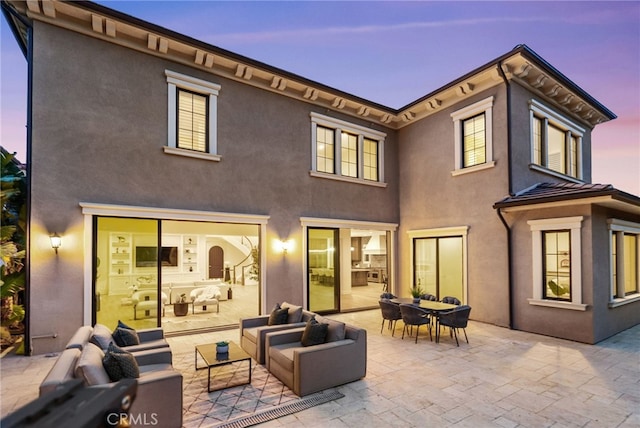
[214,390,345,428]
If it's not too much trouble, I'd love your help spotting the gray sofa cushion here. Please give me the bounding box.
[89,323,113,350]
[315,315,346,342]
[75,343,110,386]
[281,302,303,323]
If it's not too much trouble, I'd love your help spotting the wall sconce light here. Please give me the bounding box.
[50,233,62,254]
[274,239,293,254]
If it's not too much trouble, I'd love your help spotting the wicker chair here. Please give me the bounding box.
[419,293,437,301]
[399,304,432,343]
[380,292,397,300]
[379,300,402,336]
[441,296,461,305]
[437,305,471,346]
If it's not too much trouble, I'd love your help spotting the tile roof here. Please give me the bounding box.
[494,182,640,208]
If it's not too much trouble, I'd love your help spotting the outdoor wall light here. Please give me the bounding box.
[274,239,293,254]
[50,233,62,254]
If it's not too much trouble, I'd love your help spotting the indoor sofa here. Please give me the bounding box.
[40,325,182,427]
[239,302,315,364]
[265,319,367,396]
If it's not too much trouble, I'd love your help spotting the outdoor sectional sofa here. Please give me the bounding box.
[240,303,367,396]
[39,324,183,428]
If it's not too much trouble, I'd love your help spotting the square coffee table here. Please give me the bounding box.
[195,341,252,392]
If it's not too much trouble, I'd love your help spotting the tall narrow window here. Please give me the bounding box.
[363,138,378,181]
[316,125,335,174]
[623,234,638,295]
[165,70,220,161]
[341,132,358,178]
[529,99,584,180]
[451,96,494,175]
[543,230,571,301]
[609,220,640,304]
[177,89,208,152]
[462,113,486,167]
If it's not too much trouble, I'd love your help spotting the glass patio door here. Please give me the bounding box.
[94,217,160,329]
[308,228,339,313]
[413,236,463,301]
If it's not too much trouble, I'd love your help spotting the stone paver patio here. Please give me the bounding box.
[1,309,638,427]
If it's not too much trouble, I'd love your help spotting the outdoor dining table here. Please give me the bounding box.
[390,298,459,343]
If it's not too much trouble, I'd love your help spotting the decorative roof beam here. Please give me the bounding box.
[235,64,253,80]
[357,106,370,117]
[531,73,547,89]
[270,76,287,90]
[515,63,532,78]
[456,82,474,96]
[332,97,346,109]
[380,114,393,124]
[402,112,415,122]
[304,88,319,101]
[425,98,441,111]
[546,84,562,98]
[42,0,56,17]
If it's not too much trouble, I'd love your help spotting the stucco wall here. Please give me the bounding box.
[590,206,640,342]
[28,22,399,353]
[397,86,510,327]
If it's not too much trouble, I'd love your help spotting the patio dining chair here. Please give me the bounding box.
[419,293,437,301]
[441,296,461,305]
[399,303,432,343]
[437,305,471,346]
[380,292,397,299]
[379,299,402,336]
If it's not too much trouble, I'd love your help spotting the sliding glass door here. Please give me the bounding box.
[94,217,160,329]
[413,236,463,301]
[308,228,339,313]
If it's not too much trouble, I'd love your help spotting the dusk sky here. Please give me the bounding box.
[1,1,638,194]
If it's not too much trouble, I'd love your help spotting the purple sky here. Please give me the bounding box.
[2,1,638,194]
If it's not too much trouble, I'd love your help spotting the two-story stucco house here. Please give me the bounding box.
[3,0,638,354]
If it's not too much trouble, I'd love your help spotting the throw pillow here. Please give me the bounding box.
[112,327,140,347]
[301,318,328,347]
[281,301,303,323]
[102,343,140,382]
[89,324,113,350]
[315,315,346,342]
[267,303,289,326]
[116,320,135,330]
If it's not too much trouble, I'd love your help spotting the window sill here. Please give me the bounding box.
[527,298,588,311]
[310,171,387,188]
[528,164,583,183]
[164,146,221,162]
[608,293,640,308]
[451,161,496,177]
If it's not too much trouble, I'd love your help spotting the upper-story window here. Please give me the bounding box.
[165,70,221,162]
[451,96,495,176]
[310,113,386,187]
[529,99,584,180]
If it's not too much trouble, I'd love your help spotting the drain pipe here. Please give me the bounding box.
[496,61,515,330]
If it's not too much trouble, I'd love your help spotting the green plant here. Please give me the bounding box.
[409,285,424,298]
[216,340,229,347]
[1,149,27,345]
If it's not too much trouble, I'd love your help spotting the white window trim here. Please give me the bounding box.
[608,219,640,308]
[528,99,585,181]
[450,96,495,175]
[527,216,587,311]
[310,113,386,187]
[165,70,221,161]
